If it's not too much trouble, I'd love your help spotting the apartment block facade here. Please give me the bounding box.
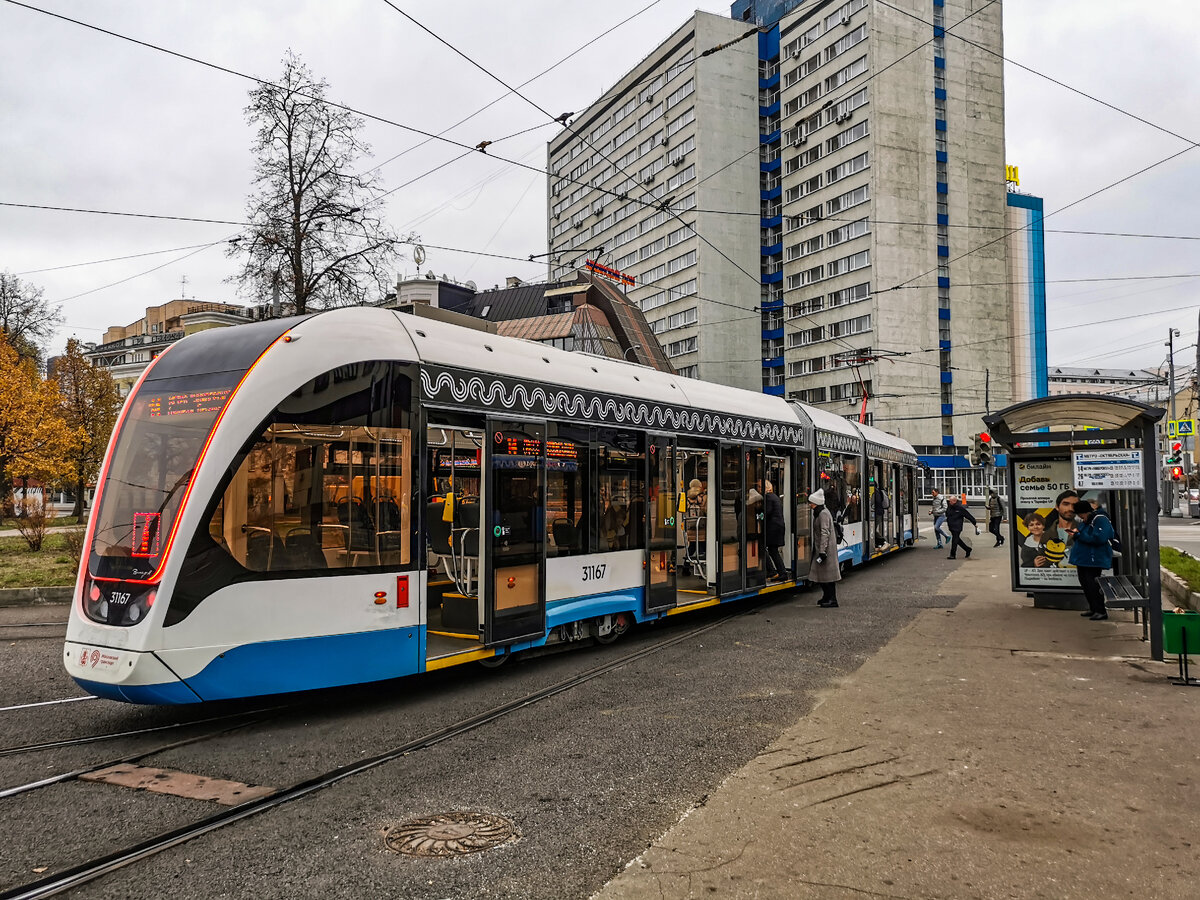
[547,12,762,391]
[547,0,1012,453]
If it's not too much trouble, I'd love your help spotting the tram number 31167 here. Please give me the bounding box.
[581,564,607,582]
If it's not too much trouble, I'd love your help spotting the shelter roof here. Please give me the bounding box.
[984,393,1165,440]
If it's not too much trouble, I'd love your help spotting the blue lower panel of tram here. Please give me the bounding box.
[74,578,851,704]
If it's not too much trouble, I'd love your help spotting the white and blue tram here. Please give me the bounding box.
[64,308,918,703]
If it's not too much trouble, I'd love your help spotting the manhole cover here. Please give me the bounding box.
[385,812,519,857]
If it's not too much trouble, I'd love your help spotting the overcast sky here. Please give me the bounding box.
[2,0,1197,380]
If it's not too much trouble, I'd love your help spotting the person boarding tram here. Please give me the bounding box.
[808,488,841,607]
[763,480,787,582]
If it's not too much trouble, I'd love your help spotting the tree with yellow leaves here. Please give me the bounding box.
[55,338,122,517]
[0,334,80,516]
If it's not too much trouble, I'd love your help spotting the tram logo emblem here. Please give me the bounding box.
[79,648,88,667]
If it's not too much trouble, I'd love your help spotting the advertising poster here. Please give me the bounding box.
[1012,459,1108,590]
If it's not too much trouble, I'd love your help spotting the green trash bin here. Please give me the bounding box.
[1163,611,1200,686]
[1163,610,1200,655]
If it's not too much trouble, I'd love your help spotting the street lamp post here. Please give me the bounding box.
[1167,327,1182,516]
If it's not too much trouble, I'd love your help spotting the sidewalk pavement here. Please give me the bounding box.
[595,547,1199,899]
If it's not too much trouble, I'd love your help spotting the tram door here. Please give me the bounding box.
[745,447,766,588]
[718,444,743,594]
[483,418,546,645]
[766,453,790,577]
[645,434,677,613]
[793,450,812,578]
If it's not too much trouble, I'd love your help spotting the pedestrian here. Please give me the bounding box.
[763,480,788,582]
[1066,499,1114,620]
[944,495,979,560]
[808,488,840,607]
[930,488,949,549]
[986,489,1006,547]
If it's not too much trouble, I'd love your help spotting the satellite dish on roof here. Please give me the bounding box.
[412,245,426,267]
[465,281,477,292]
[425,271,436,280]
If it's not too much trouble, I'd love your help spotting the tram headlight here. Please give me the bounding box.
[82,580,156,626]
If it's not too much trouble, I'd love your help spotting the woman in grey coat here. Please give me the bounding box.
[808,488,841,607]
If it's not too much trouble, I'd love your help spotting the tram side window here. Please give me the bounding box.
[816,452,862,525]
[207,362,416,573]
[595,428,646,552]
[545,423,590,557]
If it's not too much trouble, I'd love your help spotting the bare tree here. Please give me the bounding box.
[0,271,63,366]
[227,51,408,314]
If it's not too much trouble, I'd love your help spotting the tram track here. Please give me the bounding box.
[0,706,284,758]
[1,607,748,900]
[0,624,67,643]
[0,716,272,800]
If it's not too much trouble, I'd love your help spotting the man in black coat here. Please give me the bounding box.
[944,496,979,560]
[763,480,788,581]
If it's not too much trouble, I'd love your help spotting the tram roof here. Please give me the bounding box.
[797,402,863,442]
[378,309,806,429]
[852,421,918,458]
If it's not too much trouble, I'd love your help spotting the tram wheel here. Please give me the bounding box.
[594,612,631,644]
[479,652,510,669]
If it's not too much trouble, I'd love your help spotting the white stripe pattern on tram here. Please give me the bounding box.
[0,695,98,712]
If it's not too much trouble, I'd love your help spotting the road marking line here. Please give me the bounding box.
[0,695,97,712]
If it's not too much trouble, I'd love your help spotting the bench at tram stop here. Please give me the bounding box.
[1096,574,1150,635]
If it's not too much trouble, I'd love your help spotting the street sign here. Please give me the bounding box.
[1072,449,1144,490]
[1172,418,1196,437]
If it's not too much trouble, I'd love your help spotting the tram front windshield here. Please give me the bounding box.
[89,372,241,581]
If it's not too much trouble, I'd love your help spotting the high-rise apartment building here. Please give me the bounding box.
[1006,187,1048,402]
[547,12,762,390]
[546,0,1011,453]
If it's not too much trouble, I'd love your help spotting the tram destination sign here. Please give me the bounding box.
[1072,449,1143,490]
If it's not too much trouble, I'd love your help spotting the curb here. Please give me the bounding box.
[0,586,73,607]
[1160,566,1200,611]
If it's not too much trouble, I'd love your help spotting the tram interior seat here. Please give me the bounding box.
[283,527,326,569]
[245,529,286,571]
[685,516,707,581]
[376,497,405,553]
[552,518,579,553]
[426,501,459,587]
[453,500,480,595]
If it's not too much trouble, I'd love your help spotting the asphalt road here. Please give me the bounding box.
[2,544,960,900]
[1158,516,1200,557]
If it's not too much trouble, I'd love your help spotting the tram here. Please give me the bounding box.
[64,307,917,703]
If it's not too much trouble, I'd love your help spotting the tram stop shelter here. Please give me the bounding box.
[984,395,1166,660]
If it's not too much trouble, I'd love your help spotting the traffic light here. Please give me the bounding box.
[978,432,993,467]
[1171,466,1184,482]
[965,434,980,466]
[1167,441,1183,465]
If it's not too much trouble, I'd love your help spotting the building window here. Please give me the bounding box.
[826,216,870,247]
[665,336,697,358]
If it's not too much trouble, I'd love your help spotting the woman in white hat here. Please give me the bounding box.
[808,488,841,607]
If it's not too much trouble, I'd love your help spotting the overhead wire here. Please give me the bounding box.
[870,0,1200,297]
[12,0,1196,383]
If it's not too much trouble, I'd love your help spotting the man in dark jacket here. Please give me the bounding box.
[1067,499,1114,620]
[763,480,788,581]
[944,496,978,560]
[986,490,1005,547]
